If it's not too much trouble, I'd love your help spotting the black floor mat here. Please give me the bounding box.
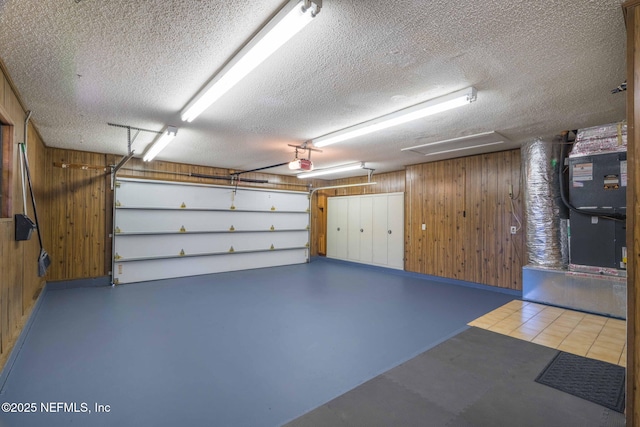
[535,351,625,413]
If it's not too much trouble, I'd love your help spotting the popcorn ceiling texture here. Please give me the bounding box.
[0,0,627,177]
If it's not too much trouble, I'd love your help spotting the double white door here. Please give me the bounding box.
[327,193,404,269]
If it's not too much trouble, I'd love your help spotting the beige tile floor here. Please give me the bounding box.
[468,300,626,366]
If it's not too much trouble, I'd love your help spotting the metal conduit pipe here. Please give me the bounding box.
[20,111,32,215]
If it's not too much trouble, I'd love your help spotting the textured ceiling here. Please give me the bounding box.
[0,0,627,179]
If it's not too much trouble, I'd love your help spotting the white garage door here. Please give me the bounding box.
[112,178,310,284]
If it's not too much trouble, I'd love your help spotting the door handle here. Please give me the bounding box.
[388,230,392,234]
[337,227,340,231]
[360,228,364,232]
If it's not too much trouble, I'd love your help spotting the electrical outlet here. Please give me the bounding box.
[510,226,517,234]
[421,224,426,231]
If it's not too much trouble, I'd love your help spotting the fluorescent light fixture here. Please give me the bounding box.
[143,126,178,162]
[311,87,477,148]
[423,141,504,157]
[401,131,509,156]
[297,162,364,179]
[181,0,322,122]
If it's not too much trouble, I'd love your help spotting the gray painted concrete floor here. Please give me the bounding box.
[0,259,515,427]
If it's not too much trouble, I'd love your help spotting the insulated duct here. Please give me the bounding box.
[522,138,568,269]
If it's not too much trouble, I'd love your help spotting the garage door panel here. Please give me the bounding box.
[113,179,309,284]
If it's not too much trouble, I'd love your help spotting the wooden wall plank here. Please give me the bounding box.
[421,164,432,274]
[465,156,483,285]
[509,150,525,288]
[453,158,466,280]
[624,2,639,424]
[404,166,416,270]
[0,221,9,359]
[1,224,11,364]
[316,193,327,255]
[420,164,431,273]
[0,73,5,109]
[70,150,81,277]
[1,125,13,218]
[419,164,428,273]
[436,161,446,275]
[480,154,493,286]
[49,149,68,278]
[8,233,21,342]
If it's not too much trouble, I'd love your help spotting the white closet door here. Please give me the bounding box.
[327,197,348,259]
[359,197,373,263]
[327,198,338,258]
[387,193,405,269]
[327,193,403,270]
[347,197,361,261]
[334,198,349,259]
[372,195,389,265]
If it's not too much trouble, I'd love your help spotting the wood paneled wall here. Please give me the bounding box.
[624,2,640,424]
[405,150,524,290]
[44,149,109,280]
[313,159,523,290]
[0,63,47,369]
[116,157,316,191]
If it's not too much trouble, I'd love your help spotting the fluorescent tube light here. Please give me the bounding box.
[312,87,477,148]
[181,0,321,122]
[423,141,504,157]
[143,126,178,162]
[297,163,364,179]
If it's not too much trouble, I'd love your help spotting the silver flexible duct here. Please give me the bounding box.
[522,138,568,269]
